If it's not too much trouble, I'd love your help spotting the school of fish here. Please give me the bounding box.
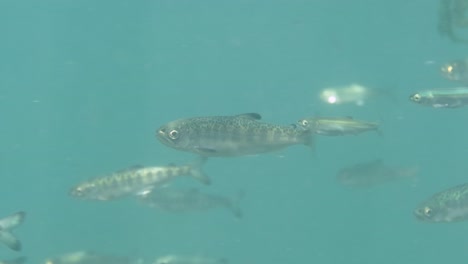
[5,3,468,263]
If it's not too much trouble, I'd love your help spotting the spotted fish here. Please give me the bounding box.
[156,113,314,157]
[414,183,468,223]
[70,161,210,201]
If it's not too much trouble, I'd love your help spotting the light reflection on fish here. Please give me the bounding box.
[139,188,243,218]
[156,113,314,157]
[337,160,418,188]
[441,58,468,83]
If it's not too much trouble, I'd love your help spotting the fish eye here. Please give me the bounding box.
[423,206,432,217]
[300,120,309,126]
[411,93,421,102]
[169,130,179,140]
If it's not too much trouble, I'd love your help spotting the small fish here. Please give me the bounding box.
[337,160,418,188]
[0,257,26,264]
[297,116,380,136]
[441,58,468,83]
[153,255,228,264]
[156,113,314,157]
[70,160,210,201]
[409,87,468,108]
[44,251,142,264]
[414,183,468,223]
[0,212,25,251]
[139,188,243,218]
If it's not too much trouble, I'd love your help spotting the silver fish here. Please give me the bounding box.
[409,87,468,108]
[441,58,468,83]
[297,116,380,136]
[0,212,25,251]
[337,160,418,188]
[139,188,243,218]
[44,251,142,264]
[153,255,228,264]
[156,113,314,157]
[414,183,468,223]
[70,161,210,201]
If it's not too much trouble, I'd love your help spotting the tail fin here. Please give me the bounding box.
[188,157,211,185]
[0,230,21,251]
[0,212,25,251]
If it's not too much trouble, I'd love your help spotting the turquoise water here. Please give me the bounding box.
[1,0,468,263]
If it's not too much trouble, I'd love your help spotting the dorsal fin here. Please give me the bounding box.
[236,113,261,120]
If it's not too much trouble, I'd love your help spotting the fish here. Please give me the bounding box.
[437,0,468,44]
[0,212,25,251]
[69,160,210,201]
[440,58,468,83]
[297,116,380,136]
[318,83,397,106]
[409,87,468,108]
[44,251,142,264]
[414,183,468,223]
[0,257,26,264]
[336,160,418,188]
[139,188,243,218]
[153,255,228,264]
[156,113,314,157]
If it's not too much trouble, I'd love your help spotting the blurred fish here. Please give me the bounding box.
[0,211,25,251]
[0,257,26,264]
[441,58,468,83]
[297,116,380,136]
[70,160,210,201]
[337,160,418,188]
[409,87,468,108]
[414,183,468,223]
[44,251,142,264]
[438,0,468,44]
[156,113,314,157]
[153,255,228,264]
[139,188,243,218]
[318,83,395,106]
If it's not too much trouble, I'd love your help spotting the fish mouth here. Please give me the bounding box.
[413,208,430,222]
[156,128,172,145]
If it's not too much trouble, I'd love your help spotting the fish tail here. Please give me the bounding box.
[188,157,211,185]
[0,211,25,252]
[0,230,21,251]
